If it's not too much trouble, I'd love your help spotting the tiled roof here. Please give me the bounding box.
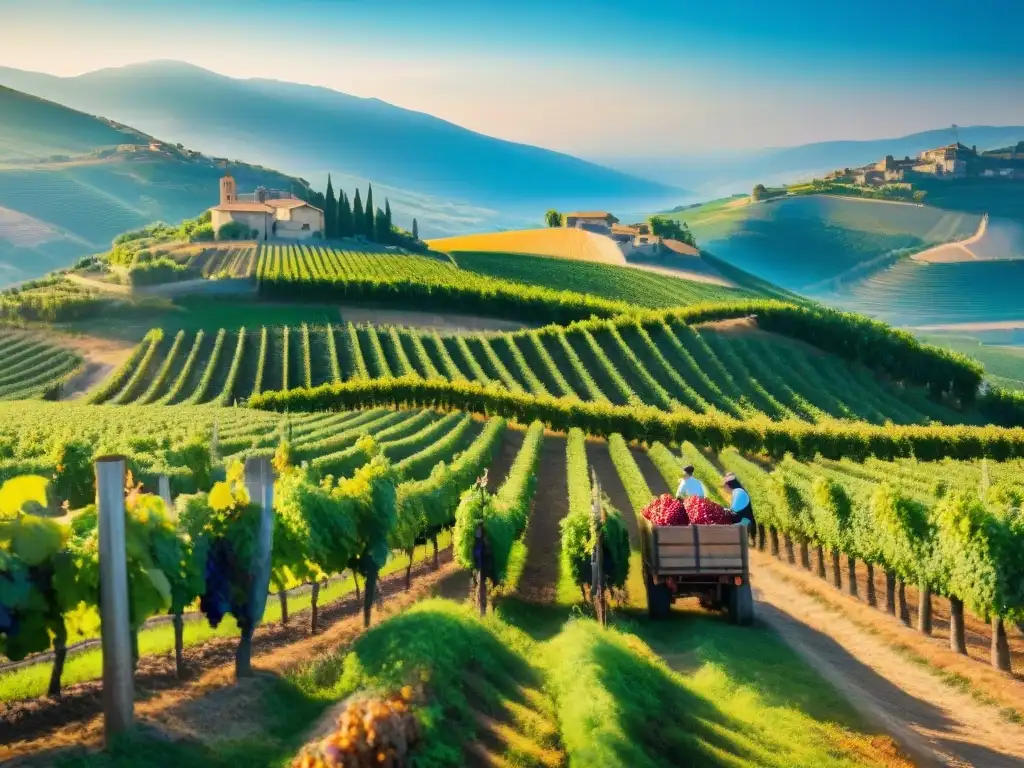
[265,198,319,211]
[210,202,273,213]
[565,211,612,219]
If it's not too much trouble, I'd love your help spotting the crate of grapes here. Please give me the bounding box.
[638,494,753,624]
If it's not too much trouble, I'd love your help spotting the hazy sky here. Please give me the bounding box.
[2,0,1023,157]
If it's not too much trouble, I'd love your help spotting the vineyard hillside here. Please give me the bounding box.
[0,85,318,285]
[252,243,753,315]
[87,314,974,430]
[669,195,981,295]
[427,227,627,265]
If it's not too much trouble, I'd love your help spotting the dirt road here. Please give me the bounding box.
[751,551,1024,767]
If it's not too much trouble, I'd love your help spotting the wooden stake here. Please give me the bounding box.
[949,596,967,655]
[865,563,876,608]
[992,617,1011,672]
[158,474,173,511]
[918,584,932,635]
[96,455,134,744]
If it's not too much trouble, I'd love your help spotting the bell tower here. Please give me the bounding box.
[220,170,237,206]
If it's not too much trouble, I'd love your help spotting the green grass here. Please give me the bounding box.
[0,532,451,702]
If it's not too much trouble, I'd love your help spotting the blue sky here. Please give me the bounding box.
[2,0,1022,156]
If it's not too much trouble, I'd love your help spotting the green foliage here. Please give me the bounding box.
[544,209,562,227]
[648,215,696,247]
[126,255,189,287]
[217,221,253,241]
[454,422,544,584]
[560,429,630,593]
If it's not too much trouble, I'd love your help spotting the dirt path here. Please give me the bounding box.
[38,332,135,400]
[751,551,1024,767]
[514,434,568,603]
[585,439,639,546]
[803,546,1024,678]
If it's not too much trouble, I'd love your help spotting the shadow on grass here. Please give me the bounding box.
[616,604,874,730]
[546,619,765,767]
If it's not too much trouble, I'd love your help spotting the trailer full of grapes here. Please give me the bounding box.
[639,499,754,624]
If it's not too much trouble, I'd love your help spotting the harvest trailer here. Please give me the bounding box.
[640,520,754,624]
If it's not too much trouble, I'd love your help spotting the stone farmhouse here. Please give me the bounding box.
[209,171,324,240]
[563,211,619,233]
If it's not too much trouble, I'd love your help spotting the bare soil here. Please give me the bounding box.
[39,332,136,400]
[627,259,737,288]
[751,550,1024,767]
[514,434,568,603]
[585,439,639,546]
[802,544,1024,677]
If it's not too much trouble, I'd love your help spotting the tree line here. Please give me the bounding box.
[301,176,422,247]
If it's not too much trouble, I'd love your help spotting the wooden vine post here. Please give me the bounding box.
[475,522,488,616]
[238,456,275,678]
[590,470,607,627]
[96,455,134,746]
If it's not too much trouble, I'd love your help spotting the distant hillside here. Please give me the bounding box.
[0,86,314,285]
[601,125,1024,195]
[0,61,679,211]
[668,194,1024,328]
[0,86,145,162]
[672,195,981,293]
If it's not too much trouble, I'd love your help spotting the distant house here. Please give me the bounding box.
[564,211,619,233]
[209,171,324,240]
[610,223,639,243]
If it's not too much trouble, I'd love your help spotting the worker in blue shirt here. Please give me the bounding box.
[723,473,756,543]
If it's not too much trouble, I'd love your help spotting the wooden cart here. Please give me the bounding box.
[639,519,754,624]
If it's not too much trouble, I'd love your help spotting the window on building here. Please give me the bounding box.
[302,223,310,230]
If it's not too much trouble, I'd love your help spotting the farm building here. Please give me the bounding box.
[564,211,619,233]
[209,171,324,240]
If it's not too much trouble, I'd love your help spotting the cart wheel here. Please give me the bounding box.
[731,583,755,627]
[644,568,672,620]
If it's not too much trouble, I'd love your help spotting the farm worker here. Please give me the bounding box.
[723,473,757,540]
[676,465,706,499]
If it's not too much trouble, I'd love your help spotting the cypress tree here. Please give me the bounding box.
[375,208,389,244]
[385,198,393,230]
[338,191,352,238]
[365,184,375,241]
[412,218,419,240]
[352,189,364,236]
[324,175,337,239]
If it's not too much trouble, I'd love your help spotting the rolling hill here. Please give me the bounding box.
[0,61,679,212]
[428,228,627,265]
[0,86,315,285]
[671,195,981,294]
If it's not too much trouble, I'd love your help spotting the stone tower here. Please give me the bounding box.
[220,171,237,206]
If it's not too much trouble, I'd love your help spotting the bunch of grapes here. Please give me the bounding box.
[641,494,689,526]
[199,538,236,628]
[0,602,17,636]
[292,687,420,768]
[684,497,736,525]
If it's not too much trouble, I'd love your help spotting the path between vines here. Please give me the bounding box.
[751,552,1024,767]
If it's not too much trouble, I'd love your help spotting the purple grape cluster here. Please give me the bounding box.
[0,602,16,636]
[199,538,235,628]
